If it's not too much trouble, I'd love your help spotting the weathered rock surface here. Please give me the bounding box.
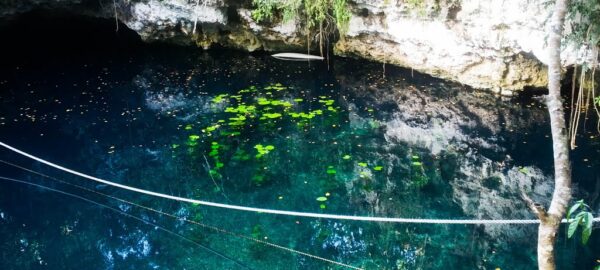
[334,60,553,241]
[0,0,578,91]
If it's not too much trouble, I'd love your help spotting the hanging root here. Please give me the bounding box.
[569,31,600,147]
[113,0,119,32]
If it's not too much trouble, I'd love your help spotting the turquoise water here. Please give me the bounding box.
[0,43,599,269]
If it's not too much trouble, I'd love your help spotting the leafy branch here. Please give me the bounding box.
[566,199,595,244]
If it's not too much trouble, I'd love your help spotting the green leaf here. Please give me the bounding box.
[373,166,383,171]
[412,161,422,166]
[567,200,583,219]
[358,162,367,167]
[342,155,351,160]
[316,196,328,202]
[582,212,594,244]
[568,216,582,238]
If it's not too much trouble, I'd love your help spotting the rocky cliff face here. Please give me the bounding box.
[0,0,574,92]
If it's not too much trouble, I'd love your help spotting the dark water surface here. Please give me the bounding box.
[0,20,599,270]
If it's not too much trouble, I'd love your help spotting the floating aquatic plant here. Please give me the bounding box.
[212,94,229,104]
[316,196,328,202]
[255,144,275,158]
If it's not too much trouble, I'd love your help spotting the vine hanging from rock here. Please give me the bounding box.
[251,0,351,56]
[566,0,600,147]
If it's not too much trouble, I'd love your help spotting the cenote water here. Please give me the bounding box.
[1,24,599,270]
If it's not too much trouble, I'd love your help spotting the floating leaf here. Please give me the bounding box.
[320,204,326,209]
[412,161,422,166]
[212,94,228,104]
[188,135,200,141]
[342,155,351,160]
[373,166,383,171]
[257,98,271,105]
[263,113,282,119]
[205,125,219,132]
[358,162,368,167]
[184,124,193,130]
[316,197,328,202]
[518,167,529,175]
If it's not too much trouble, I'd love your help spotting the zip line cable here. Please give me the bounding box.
[0,159,364,270]
[0,175,252,270]
[1,141,598,224]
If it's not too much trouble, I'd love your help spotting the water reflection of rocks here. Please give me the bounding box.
[336,61,553,243]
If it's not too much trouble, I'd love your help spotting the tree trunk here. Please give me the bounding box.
[537,0,572,269]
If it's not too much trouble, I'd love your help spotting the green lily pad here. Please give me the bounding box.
[316,196,328,202]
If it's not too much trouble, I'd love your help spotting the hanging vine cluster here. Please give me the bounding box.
[251,0,351,56]
[565,0,600,147]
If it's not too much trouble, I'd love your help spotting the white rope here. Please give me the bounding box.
[0,176,252,269]
[0,160,363,270]
[1,141,598,225]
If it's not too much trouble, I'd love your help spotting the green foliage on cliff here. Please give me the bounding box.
[251,0,351,54]
[566,0,600,48]
[252,0,350,33]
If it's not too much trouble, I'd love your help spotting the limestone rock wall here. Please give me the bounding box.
[0,0,577,92]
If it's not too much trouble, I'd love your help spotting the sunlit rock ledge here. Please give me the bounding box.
[0,0,584,92]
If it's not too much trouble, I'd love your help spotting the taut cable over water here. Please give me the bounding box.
[0,159,364,270]
[0,175,252,270]
[1,141,598,224]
